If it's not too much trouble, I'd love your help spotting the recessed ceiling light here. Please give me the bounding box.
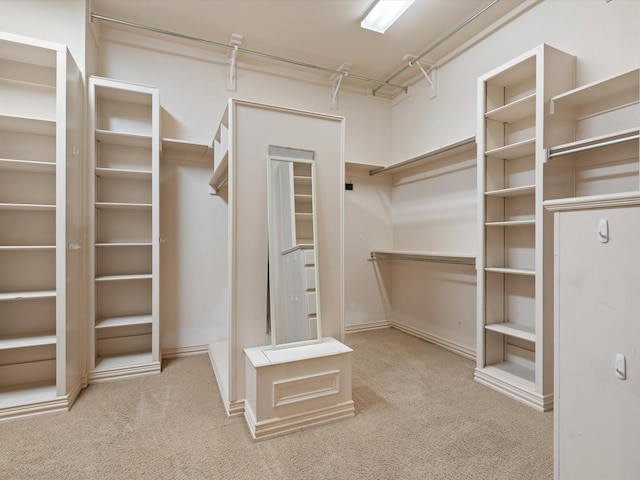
[361,0,415,34]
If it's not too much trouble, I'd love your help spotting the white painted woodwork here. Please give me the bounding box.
[88,76,161,383]
[0,31,83,422]
[352,139,478,355]
[547,194,640,480]
[207,99,345,417]
[476,44,576,411]
[244,337,354,440]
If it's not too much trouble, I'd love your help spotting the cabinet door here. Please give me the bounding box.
[556,205,640,479]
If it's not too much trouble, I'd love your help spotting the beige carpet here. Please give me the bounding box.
[0,328,553,479]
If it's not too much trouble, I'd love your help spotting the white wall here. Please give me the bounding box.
[0,0,87,76]
[392,0,640,162]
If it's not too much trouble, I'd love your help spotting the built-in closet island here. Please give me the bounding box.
[207,99,353,439]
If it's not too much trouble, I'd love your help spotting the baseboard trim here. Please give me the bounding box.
[390,320,476,361]
[245,400,355,441]
[162,344,209,359]
[344,320,392,333]
[474,367,553,412]
[87,361,161,384]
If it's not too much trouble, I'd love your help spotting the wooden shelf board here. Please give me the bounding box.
[485,220,535,227]
[95,242,152,248]
[0,332,56,350]
[0,245,55,250]
[485,93,536,123]
[481,362,536,389]
[551,68,639,109]
[95,274,152,282]
[208,151,228,192]
[0,290,56,301]
[94,352,153,370]
[95,129,152,148]
[485,267,536,276]
[96,315,152,329]
[161,137,211,156]
[0,158,55,174]
[485,322,536,342]
[294,194,313,203]
[95,202,152,210]
[0,381,57,406]
[485,185,535,198]
[485,138,535,160]
[0,114,55,136]
[95,167,151,179]
[0,203,55,211]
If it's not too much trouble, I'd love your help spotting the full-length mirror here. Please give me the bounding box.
[267,147,321,349]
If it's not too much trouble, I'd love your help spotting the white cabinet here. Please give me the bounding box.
[88,76,160,382]
[476,44,575,411]
[546,194,640,480]
[0,32,83,421]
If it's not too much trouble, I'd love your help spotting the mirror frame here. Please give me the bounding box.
[266,153,322,349]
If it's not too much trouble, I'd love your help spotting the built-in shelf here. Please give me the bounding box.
[0,159,55,174]
[95,242,152,247]
[0,332,56,350]
[369,136,476,176]
[485,138,535,160]
[485,267,536,276]
[95,315,152,329]
[95,202,152,210]
[550,67,639,113]
[485,93,536,123]
[485,185,536,198]
[95,167,151,179]
[480,362,536,389]
[208,152,228,194]
[161,138,211,156]
[95,129,152,148]
[94,352,153,371]
[485,220,535,227]
[0,113,55,136]
[0,245,55,251]
[0,381,57,406]
[485,322,536,342]
[0,290,56,301]
[94,274,152,282]
[0,203,55,211]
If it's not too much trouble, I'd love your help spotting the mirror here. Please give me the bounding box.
[267,147,321,349]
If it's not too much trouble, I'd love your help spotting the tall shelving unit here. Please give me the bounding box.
[476,44,575,411]
[0,32,83,421]
[88,76,160,382]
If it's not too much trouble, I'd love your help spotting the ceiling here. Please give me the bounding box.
[91,0,527,96]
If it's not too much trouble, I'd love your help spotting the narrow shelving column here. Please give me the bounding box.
[88,76,160,382]
[476,44,574,411]
[0,32,83,421]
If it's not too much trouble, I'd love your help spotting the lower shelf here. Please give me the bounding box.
[0,380,56,407]
[95,351,153,370]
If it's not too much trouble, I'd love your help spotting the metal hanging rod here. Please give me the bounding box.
[372,0,500,96]
[369,136,475,176]
[370,252,475,266]
[90,13,408,93]
[547,133,640,159]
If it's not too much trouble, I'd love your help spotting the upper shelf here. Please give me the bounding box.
[369,137,476,176]
[550,67,639,118]
[485,93,536,123]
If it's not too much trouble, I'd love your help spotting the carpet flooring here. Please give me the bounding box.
[0,328,553,479]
